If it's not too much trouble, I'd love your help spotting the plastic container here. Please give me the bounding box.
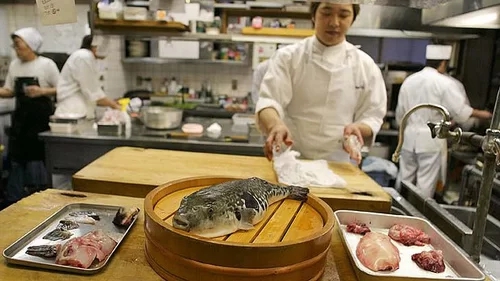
[49,122,77,134]
[232,113,255,125]
[123,7,147,20]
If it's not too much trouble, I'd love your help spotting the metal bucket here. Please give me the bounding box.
[140,106,183,130]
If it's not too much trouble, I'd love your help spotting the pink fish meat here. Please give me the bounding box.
[55,229,117,269]
[356,232,401,272]
[388,224,430,246]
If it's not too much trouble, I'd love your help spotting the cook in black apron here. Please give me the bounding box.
[5,77,53,203]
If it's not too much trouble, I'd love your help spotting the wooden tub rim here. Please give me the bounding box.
[144,175,335,249]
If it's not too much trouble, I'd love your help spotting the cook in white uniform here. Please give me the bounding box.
[395,44,492,198]
[0,27,60,206]
[55,35,120,119]
[255,2,387,162]
[251,59,270,104]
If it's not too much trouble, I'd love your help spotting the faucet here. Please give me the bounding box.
[392,89,500,264]
[392,103,462,163]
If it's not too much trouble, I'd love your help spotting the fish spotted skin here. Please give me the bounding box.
[172,177,309,238]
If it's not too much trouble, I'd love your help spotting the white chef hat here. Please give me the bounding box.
[11,27,43,52]
[426,44,452,60]
[91,34,110,58]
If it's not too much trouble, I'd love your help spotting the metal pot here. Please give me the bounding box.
[140,106,183,129]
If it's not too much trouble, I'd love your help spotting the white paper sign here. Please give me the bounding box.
[36,0,77,26]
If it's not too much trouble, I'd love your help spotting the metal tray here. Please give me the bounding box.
[3,203,139,274]
[334,210,486,281]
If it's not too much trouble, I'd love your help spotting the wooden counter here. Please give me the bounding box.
[0,189,356,281]
[73,147,392,213]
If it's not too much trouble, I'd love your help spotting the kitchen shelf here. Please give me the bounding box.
[122,57,248,65]
[222,8,310,20]
[241,27,314,38]
[93,18,189,35]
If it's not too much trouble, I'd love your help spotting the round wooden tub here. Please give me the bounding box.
[144,176,335,281]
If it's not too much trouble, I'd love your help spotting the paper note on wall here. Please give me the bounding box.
[36,0,77,26]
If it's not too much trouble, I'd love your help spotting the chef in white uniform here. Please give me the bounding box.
[55,34,120,119]
[395,44,492,198]
[255,2,387,163]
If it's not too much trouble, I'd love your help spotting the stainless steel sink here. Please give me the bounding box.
[441,205,500,261]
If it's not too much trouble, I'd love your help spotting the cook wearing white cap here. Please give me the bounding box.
[0,27,60,206]
[55,34,120,119]
[256,2,387,164]
[395,44,492,198]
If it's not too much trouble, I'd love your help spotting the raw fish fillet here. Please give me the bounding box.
[346,222,371,235]
[55,229,117,269]
[388,224,430,246]
[356,232,401,272]
[412,250,445,273]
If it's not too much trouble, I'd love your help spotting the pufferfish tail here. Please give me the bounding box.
[286,186,309,202]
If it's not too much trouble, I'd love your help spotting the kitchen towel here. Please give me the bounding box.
[272,147,347,188]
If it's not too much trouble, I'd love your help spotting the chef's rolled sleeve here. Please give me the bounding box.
[73,57,106,102]
[255,52,293,132]
[354,62,387,140]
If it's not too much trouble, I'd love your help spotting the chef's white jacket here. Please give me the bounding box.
[395,67,473,154]
[255,36,387,161]
[251,60,270,104]
[55,49,106,119]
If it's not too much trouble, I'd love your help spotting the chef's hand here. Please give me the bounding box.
[476,110,493,120]
[264,122,293,161]
[343,123,364,164]
[24,86,44,98]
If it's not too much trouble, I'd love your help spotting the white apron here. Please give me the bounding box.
[284,40,362,162]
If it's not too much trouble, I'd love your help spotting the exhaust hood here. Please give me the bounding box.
[422,0,500,28]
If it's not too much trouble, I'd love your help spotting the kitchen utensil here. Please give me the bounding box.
[140,106,183,130]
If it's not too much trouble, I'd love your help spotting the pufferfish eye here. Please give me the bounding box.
[207,207,213,214]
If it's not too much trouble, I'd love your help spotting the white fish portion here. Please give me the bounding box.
[172,177,309,238]
[63,216,96,225]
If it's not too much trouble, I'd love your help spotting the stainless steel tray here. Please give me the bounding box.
[3,203,139,274]
[334,210,486,281]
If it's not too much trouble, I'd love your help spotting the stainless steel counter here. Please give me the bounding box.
[39,117,265,186]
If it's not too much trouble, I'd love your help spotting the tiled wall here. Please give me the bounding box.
[0,3,253,100]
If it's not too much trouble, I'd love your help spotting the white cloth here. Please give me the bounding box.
[273,148,347,187]
[255,36,386,162]
[399,150,441,198]
[3,56,59,91]
[12,27,43,52]
[395,67,474,195]
[426,45,452,60]
[251,59,270,104]
[55,49,106,119]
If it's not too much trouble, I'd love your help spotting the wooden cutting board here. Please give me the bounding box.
[72,147,391,213]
